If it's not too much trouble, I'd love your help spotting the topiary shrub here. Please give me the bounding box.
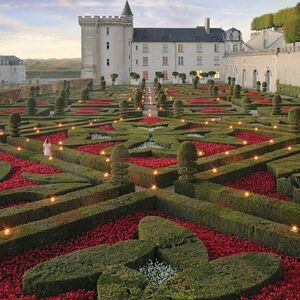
[288,108,300,131]
[26,97,36,115]
[231,77,236,86]
[179,73,186,84]
[233,84,241,98]
[9,113,21,137]
[101,79,106,91]
[111,144,130,185]
[226,85,234,102]
[87,79,93,92]
[262,82,268,92]
[119,100,129,118]
[134,92,143,110]
[177,142,198,183]
[243,96,252,113]
[256,81,261,92]
[158,93,167,109]
[228,76,232,86]
[192,76,199,89]
[111,74,118,86]
[81,88,90,101]
[272,94,282,115]
[173,99,184,118]
[54,96,65,115]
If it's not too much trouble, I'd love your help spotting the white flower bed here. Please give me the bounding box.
[91,133,112,140]
[134,139,164,150]
[137,126,165,133]
[138,259,177,286]
[185,133,204,138]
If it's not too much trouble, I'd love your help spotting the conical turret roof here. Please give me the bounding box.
[121,1,133,16]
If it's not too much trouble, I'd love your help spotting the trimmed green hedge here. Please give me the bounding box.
[0,161,12,182]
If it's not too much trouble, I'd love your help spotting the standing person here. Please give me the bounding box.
[43,138,52,157]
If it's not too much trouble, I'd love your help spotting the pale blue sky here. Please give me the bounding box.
[0,0,298,58]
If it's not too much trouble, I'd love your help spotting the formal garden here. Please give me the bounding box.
[0,75,300,299]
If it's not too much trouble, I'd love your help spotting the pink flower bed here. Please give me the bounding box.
[32,131,68,145]
[186,124,213,130]
[235,131,272,144]
[190,98,218,105]
[74,142,121,155]
[88,99,112,105]
[129,157,177,169]
[95,124,116,131]
[201,107,230,114]
[225,171,291,201]
[0,107,25,115]
[138,117,165,124]
[192,141,237,156]
[0,151,61,194]
[0,211,299,299]
[75,107,103,115]
[167,90,181,95]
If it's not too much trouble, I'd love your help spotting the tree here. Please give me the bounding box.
[119,99,129,118]
[192,76,199,89]
[256,81,261,92]
[288,107,300,131]
[231,77,236,86]
[133,73,140,81]
[243,96,252,113]
[200,72,208,79]
[189,71,197,78]
[177,141,198,183]
[54,96,65,115]
[228,76,232,86]
[111,144,130,185]
[81,88,90,101]
[9,113,21,137]
[172,71,179,79]
[173,99,184,118]
[272,94,282,115]
[179,73,186,84]
[262,82,268,92]
[111,74,119,86]
[208,71,216,78]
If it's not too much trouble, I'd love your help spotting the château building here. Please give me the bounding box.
[0,56,26,84]
[79,1,243,84]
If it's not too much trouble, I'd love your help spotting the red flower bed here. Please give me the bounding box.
[192,141,237,156]
[235,131,272,144]
[138,117,165,124]
[186,124,213,130]
[88,99,112,105]
[0,211,300,299]
[283,106,300,113]
[74,142,120,155]
[225,171,291,201]
[201,107,230,114]
[95,124,116,131]
[0,151,61,194]
[75,107,103,115]
[245,91,260,96]
[32,131,68,145]
[167,89,180,95]
[190,98,217,105]
[129,157,177,169]
[0,107,25,115]
[254,97,272,104]
[36,100,47,106]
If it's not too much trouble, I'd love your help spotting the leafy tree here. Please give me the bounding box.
[172,71,179,79]
[233,84,241,98]
[111,74,119,86]
[26,97,36,115]
[179,73,186,84]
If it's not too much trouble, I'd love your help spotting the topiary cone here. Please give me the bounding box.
[111,144,130,185]
[288,108,300,131]
[54,96,65,115]
[272,94,282,115]
[9,113,21,137]
[173,99,184,118]
[26,97,36,115]
[243,96,252,114]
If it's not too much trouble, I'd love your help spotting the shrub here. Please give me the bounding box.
[192,76,199,89]
[189,71,197,77]
[288,107,300,131]
[26,97,36,115]
[81,88,90,101]
[119,100,129,118]
[172,71,179,79]
[233,84,241,98]
[9,113,21,137]
[173,99,184,118]
[262,82,268,92]
[208,71,216,78]
[256,81,261,92]
[179,73,186,84]
[272,94,282,115]
[110,74,118,86]
[134,92,143,109]
[158,93,167,109]
[111,144,130,185]
[231,77,236,86]
[101,80,106,91]
[177,142,198,183]
[54,96,65,115]
[228,76,232,86]
[243,96,252,113]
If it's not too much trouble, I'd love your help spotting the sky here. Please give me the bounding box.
[0,0,298,59]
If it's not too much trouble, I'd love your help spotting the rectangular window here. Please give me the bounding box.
[107,59,110,66]
[136,45,138,51]
[178,44,184,53]
[214,56,220,65]
[178,56,184,66]
[162,44,168,53]
[163,71,168,80]
[162,56,168,66]
[197,56,203,66]
[106,27,109,35]
[143,57,148,66]
[214,44,219,53]
[136,59,138,65]
[196,44,203,53]
[142,44,149,53]
[143,71,149,80]
[233,45,238,52]
[106,42,110,50]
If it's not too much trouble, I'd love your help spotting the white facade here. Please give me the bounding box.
[0,56,26,84]
[79,1,242,84]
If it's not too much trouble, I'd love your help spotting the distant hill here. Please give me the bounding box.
[25,58,81,79]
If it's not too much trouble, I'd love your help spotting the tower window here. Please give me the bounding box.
[107,59,110,66]
[178,56,184,66]
[162,56,168,66]
[106,27,109,35]
[107,42,110,50]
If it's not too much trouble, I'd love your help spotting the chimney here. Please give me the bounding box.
[205,18,210,34]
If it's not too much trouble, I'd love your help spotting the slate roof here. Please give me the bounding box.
[133,27,225,43]
[121,1,133,16]
[0,56,23,65]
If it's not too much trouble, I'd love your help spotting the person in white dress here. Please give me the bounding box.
[43,138,52,157]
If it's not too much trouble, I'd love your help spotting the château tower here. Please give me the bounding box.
[78,1,133,84]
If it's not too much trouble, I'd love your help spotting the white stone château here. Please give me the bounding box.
[0,56,26,84]
[79,1,243,84]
